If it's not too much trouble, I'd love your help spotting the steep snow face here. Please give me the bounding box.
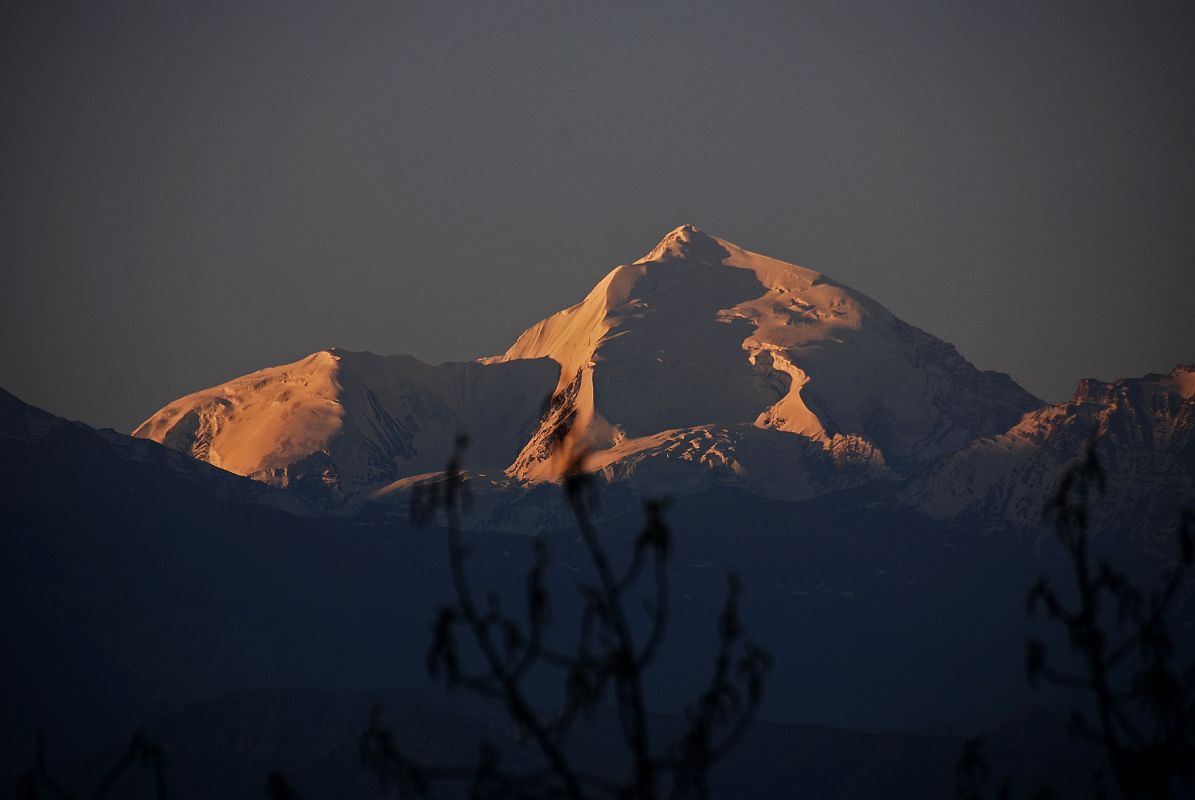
[134,349,558,506]
[488,224,1040,491]
[135,350,344,477]
[0,387,309,514]
[904,366,1195,540]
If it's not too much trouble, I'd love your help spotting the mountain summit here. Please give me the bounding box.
[485,225,1040,493]
[135,226,1040,503]
[636,223,731,264]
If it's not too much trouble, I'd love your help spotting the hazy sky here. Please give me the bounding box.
[2,1,1192,432]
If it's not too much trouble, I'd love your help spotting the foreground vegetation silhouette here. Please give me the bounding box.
[958,440,1195,800]
[361,435,772,799]
[15,729,167,800]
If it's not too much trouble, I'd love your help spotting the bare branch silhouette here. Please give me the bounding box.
[365,435,771,799]
[1019,437,1194,799]
[16,729,168,800]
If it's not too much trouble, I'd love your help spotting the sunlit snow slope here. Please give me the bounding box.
[134,349,557,506]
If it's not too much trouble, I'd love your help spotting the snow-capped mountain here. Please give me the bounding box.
[904,365,1195,542]
[485,224,1039,497]
[135,225,1043,505]
[133,349,557,506]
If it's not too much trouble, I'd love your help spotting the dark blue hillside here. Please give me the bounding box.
[2,388,1171,796]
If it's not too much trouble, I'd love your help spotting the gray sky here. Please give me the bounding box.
[2,1,1192,433]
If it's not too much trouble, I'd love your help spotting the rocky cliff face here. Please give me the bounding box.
[903,365,1195,543]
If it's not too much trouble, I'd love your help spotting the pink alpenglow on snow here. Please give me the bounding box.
[135,225,1041,505]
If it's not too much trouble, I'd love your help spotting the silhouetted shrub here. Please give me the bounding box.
[16,729,167,800]
[363,435,771,799]
[959,438,1195,799]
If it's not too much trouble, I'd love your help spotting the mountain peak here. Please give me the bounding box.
[490,225,1041,485]
[664,222,705,240]
[637,223,729,265]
